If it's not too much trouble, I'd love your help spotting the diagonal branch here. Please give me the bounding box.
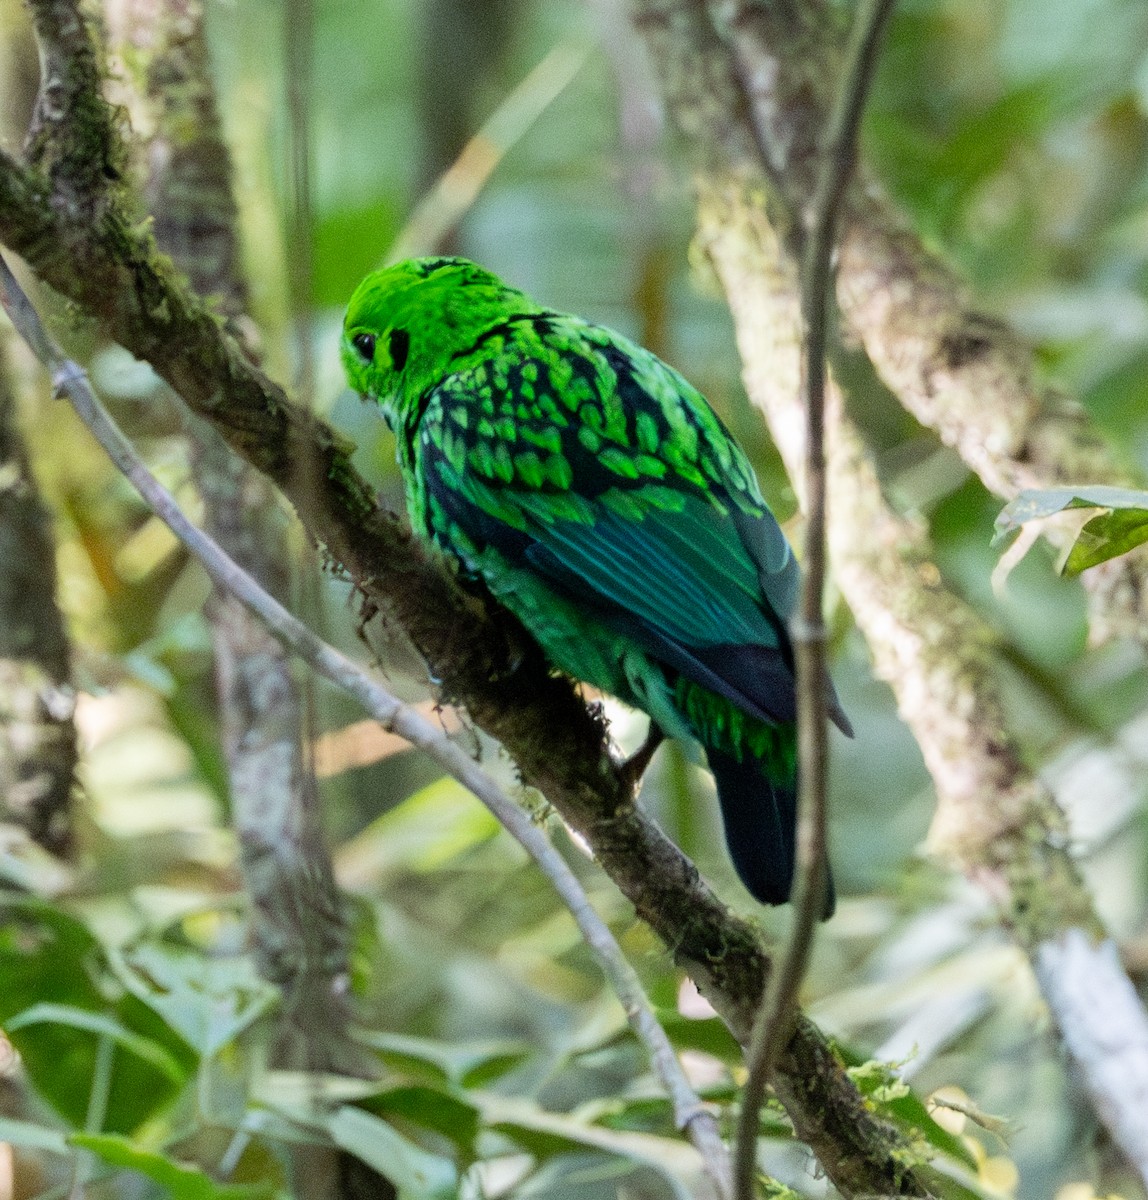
[0,3,926,1191]
[836,193,1148,645]
[701,0,1148,648]
[697,169,1148,1195]
[0,252,733,1199]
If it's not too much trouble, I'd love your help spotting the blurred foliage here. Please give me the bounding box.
[0,0,1147,1196]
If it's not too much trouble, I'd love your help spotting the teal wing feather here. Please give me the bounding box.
[524,500,773,648]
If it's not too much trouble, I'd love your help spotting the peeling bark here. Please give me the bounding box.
[0,339,75,856]
[106,0,355,1077]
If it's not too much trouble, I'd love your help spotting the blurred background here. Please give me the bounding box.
[2,0,1148,1196]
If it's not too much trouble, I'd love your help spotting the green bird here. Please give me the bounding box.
[341,256,851,910]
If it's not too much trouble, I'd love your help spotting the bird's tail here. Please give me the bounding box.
[707,749,835,918]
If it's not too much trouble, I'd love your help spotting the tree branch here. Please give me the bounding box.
[0,333,76,856]
[0,252,733,1198]
[1,3,935,1189]
[837,192,1148,645]
[734,2,896,1195]
[695,174,1148,1193]
[24,0,122,206]
[700,0,1148,650]
[634,0,1148,1183]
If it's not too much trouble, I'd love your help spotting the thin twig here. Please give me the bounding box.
[0,252,732,1200]
[284,0,316,405]
[732,2,897,1196]
[1,5,936,1181]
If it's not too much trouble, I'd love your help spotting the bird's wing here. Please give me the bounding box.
[416,319,817,729]
[524,498,802,728]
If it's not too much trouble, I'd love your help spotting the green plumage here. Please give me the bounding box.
[341,257,850,909]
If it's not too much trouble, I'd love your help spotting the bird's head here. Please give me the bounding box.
[341,257,537,428]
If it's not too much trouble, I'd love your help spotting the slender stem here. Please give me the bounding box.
[285,0,315,405]
[0,253,732,1200]
[387,41,588,263]
[732,2,897,1196]
[84,1033,114,1134]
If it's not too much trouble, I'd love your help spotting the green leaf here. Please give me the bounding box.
[457,1046,534,1089]
[108,945,278,1057]
[883,1092,979,1171]
[252,1071,384,1108]
[0,901,191,1131]
[6,1003,187,1083]
[655,1009,743,1063]
[474,1094,703,1200]
[365,1085,481,1156]
[359,1030,531,1087]
[1065,506,1148,574]
[593,1094,676,1136]
[71,1133,279,1200]
[349,778,502,877]
[837,1051,977,1172]
[326,1106,459,1200]
[847,1057,911,1104]
[993,486,1148,574]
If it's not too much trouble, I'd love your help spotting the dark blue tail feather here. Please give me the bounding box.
[708,749,835,918]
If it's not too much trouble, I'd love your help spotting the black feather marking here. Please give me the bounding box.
[423,461,535,561]
[389,328,410,371]
[609,618,796,726]
[401,385,436,470]
[687,642,798,723]
[412,256,471,279]
[728,507,854,737]
[446,315,547,365]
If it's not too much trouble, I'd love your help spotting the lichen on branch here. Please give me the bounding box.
[0,2,923,1193]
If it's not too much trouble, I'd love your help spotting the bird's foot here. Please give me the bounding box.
[618,725,665,793]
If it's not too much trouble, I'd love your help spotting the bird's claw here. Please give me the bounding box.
[618,725,665,792]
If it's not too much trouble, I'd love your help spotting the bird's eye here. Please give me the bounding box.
[351,332,376,362]
[389,328,410,372]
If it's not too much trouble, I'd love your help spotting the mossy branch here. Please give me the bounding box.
[0,1,927,1193]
